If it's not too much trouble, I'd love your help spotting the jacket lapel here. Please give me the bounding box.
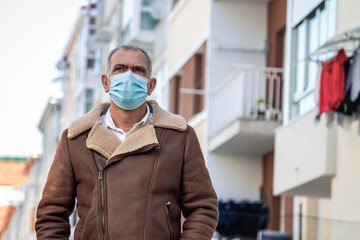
[86,120,121,159]
[86,120,159,161]
[109,123,159,159]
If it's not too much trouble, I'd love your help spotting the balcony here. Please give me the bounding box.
[93,25,115,42]
[208,64,283,155]
[273,110,336,198]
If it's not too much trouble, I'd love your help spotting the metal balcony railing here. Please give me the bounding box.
[208,63,283,138]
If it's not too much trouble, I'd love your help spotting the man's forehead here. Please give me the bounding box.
[110,49,149,67]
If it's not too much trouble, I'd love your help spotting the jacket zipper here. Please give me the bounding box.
[99,171,106,240]
[164,201,174,240]
[91,144,159,239]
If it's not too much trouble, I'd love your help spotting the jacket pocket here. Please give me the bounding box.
[164,201,174,240]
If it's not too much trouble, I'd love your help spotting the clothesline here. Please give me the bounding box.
[315,46,360,140]
[297,27,360,64]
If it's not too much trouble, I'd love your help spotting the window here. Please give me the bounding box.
[291,0,336,118]
[89,16,96,25]
[140,12,159,30]
[142,0,152,6]
[87,58,95,69]
[85,89,94,113]
[140,0,161,30]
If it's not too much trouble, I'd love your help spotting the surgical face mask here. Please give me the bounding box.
[108,71,149,110]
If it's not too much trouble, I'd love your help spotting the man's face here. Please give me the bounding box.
[101,49,156,98]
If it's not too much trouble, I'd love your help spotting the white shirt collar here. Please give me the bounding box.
[100,104,152,142]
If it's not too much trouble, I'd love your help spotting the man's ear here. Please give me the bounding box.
[147,77,157,95]
[102,74,110,93]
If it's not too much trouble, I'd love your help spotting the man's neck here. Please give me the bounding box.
[109,101,147,133]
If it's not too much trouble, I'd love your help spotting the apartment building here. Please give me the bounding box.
[151,0,291,238]
[94,0,169,102]
[58,2,98,128]
[274,0,360,239]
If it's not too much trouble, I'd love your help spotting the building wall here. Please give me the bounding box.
[274,110,336,197]
[169,0,210,76]
[179,51,205,120]
[180,54,199,120]
[336,0,360,33]
[320,198,332,240]
[262,152,280,230]
[291,0,322,26]
[263,0,286,231]
[191,117,207,154]
[187,111,208,164]
[330,120,360,238]
[283,196,294,238]
[169,75,180,114]
[299,197,318,240]
[267,0,287,68]
[278,0,360,239]
[64,38,79,128]
[208,0,267,92]
[207,153,263,201]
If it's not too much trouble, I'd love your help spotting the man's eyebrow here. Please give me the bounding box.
[131,64,148,73]
[112,63,128,69]
[131,64,147,69]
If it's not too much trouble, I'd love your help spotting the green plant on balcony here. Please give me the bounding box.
[256,98,267,112]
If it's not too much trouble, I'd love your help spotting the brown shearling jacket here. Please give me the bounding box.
[35,100,218,240]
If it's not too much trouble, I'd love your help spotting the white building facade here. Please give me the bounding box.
[274,0,360,239]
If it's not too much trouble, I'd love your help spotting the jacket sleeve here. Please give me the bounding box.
[180,126,219,240]
[35,129,77,239]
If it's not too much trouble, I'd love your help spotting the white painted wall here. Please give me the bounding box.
[330,119,360,239]
[298,197,318,240]
[289,119,360,239]
[207,153,262,201]
[154,17,169,60]
[169,0,210,76]
[274,110,336,197]
[291,0,323,27]
[122,0,136,29]
[211,1,267,52]
[208,0,267,91]
[103,0,121,25]
[336,0,360,33]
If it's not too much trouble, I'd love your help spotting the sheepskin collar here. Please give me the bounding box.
[67,100,187,159]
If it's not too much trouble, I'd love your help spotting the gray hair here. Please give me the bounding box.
[106,44,152,77]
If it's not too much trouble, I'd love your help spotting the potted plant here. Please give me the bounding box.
[256,98,267,112]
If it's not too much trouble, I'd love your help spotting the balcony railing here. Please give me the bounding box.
[208,63,283,138]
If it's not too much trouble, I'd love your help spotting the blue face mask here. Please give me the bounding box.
[109,71,149,110]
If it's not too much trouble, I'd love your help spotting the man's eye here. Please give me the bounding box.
[115,66,124,71]
[134,68,145,73]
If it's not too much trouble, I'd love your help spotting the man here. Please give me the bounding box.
[35,45,218,239]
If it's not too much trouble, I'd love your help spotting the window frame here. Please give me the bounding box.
[290,0,336,117]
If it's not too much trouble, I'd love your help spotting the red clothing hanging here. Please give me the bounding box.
[319,49,348,114]
[319,60,332,114]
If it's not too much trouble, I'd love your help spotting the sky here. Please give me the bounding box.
[0,0,84,156]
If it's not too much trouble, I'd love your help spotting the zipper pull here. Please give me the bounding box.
[165,201,171,206]
[98,171,103,181]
